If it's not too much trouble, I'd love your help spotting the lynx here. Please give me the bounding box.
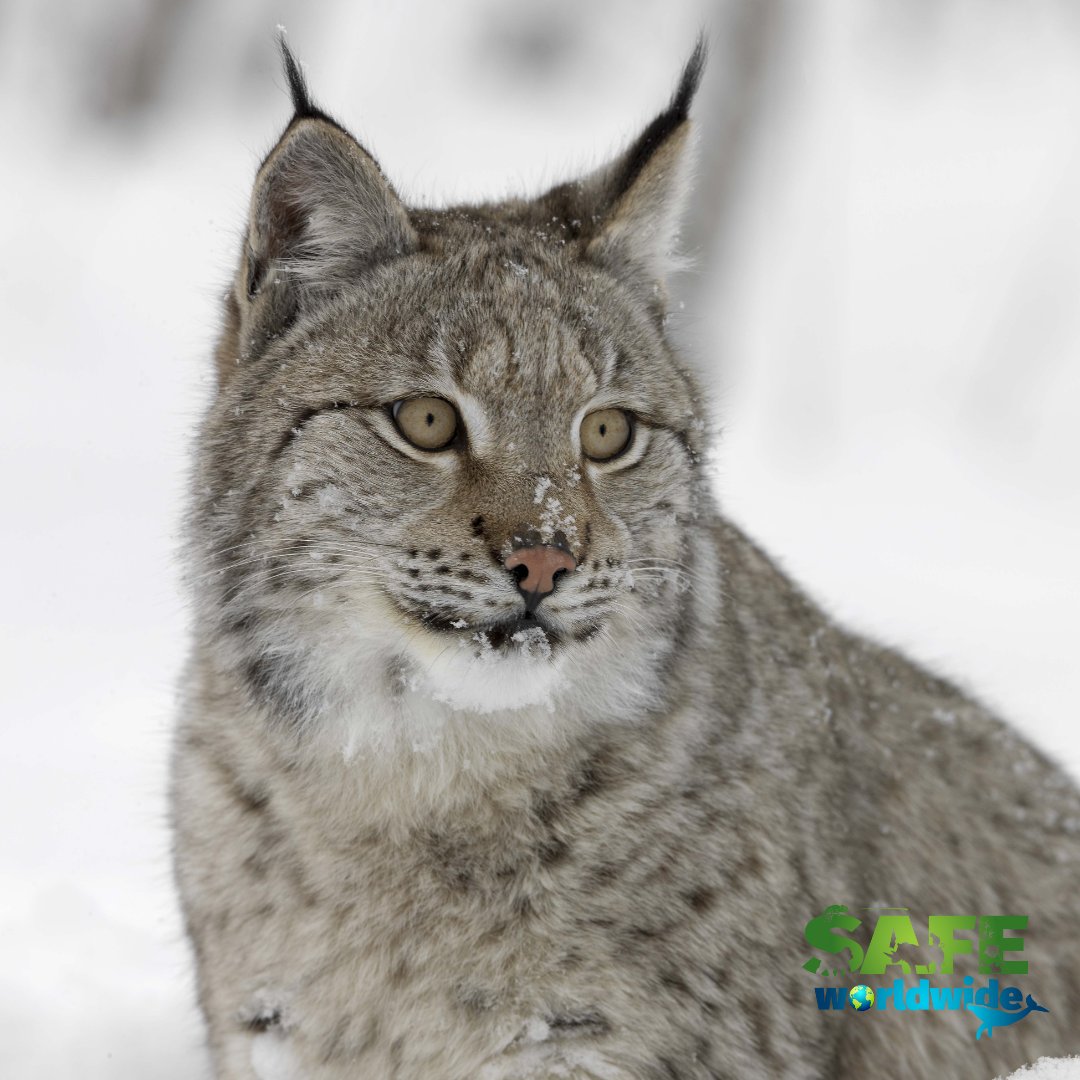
[172,37,1080,1079]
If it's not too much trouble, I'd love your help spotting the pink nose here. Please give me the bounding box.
[504,545,577,607]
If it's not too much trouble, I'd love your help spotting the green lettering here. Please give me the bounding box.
[928,915,976,974]
[862,914,919,976]
[803,905,864,976]
[979,915,1028,975]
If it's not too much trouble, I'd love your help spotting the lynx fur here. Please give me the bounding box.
[172,39,1080,1079]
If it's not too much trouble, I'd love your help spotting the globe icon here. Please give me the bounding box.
[849,985,875,1012]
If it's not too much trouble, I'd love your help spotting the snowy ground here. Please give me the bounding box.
[1,1,1078,1076]
[1002,1058,1080,1080]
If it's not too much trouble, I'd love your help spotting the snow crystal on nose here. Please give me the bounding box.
[538,495,578,545]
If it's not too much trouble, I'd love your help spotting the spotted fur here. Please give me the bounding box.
[172,38,1080,1079]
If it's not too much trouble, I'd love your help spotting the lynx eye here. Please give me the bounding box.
[580,408,633,462]
[392,397,459,451]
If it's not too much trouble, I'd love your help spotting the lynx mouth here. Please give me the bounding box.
[472,612,558,650]
[439,609,604,651]
[387,591,605,652]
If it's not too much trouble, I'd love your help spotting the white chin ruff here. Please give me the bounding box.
[412,625,563,714]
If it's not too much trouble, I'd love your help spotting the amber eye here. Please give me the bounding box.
[393,397,459,451]
[580,408,633,461]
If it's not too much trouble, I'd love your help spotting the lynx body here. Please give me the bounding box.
[172,41,1080,1079]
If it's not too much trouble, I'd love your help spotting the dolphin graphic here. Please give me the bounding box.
[967,994,1049,1039]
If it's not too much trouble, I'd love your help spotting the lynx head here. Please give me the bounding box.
[190,38,711,747]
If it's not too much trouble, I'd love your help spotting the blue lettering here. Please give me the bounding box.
[904,979,931,1010]
[814,986,848,1010]
[929,986,964,1010]
[974,979,1000,1008]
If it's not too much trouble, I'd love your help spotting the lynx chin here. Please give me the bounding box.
[172,36,1080,1079]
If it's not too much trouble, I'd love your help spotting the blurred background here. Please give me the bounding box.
[1,0,1078,1075]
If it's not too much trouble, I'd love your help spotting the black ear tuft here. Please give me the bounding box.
[673,34,708,119]
[278,31,321,120]
[278,32,312,116]
[617,34,707,198]
[275,32,353,136]
[276,30,347,128]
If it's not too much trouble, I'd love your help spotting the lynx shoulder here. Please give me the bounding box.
[172,37,1080,1079]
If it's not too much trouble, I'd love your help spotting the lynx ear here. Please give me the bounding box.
[543,39,705,307]
[237,38,416,355]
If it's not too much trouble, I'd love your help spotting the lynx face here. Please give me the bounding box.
[190,43,708,732]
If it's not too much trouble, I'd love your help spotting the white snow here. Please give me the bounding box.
[315,483,344,514]
[2,1,1079,1077]
[522,1017,552,1043]
[998,1058,1080,1080]
[510,626,552,660]
[537,495,579,545]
